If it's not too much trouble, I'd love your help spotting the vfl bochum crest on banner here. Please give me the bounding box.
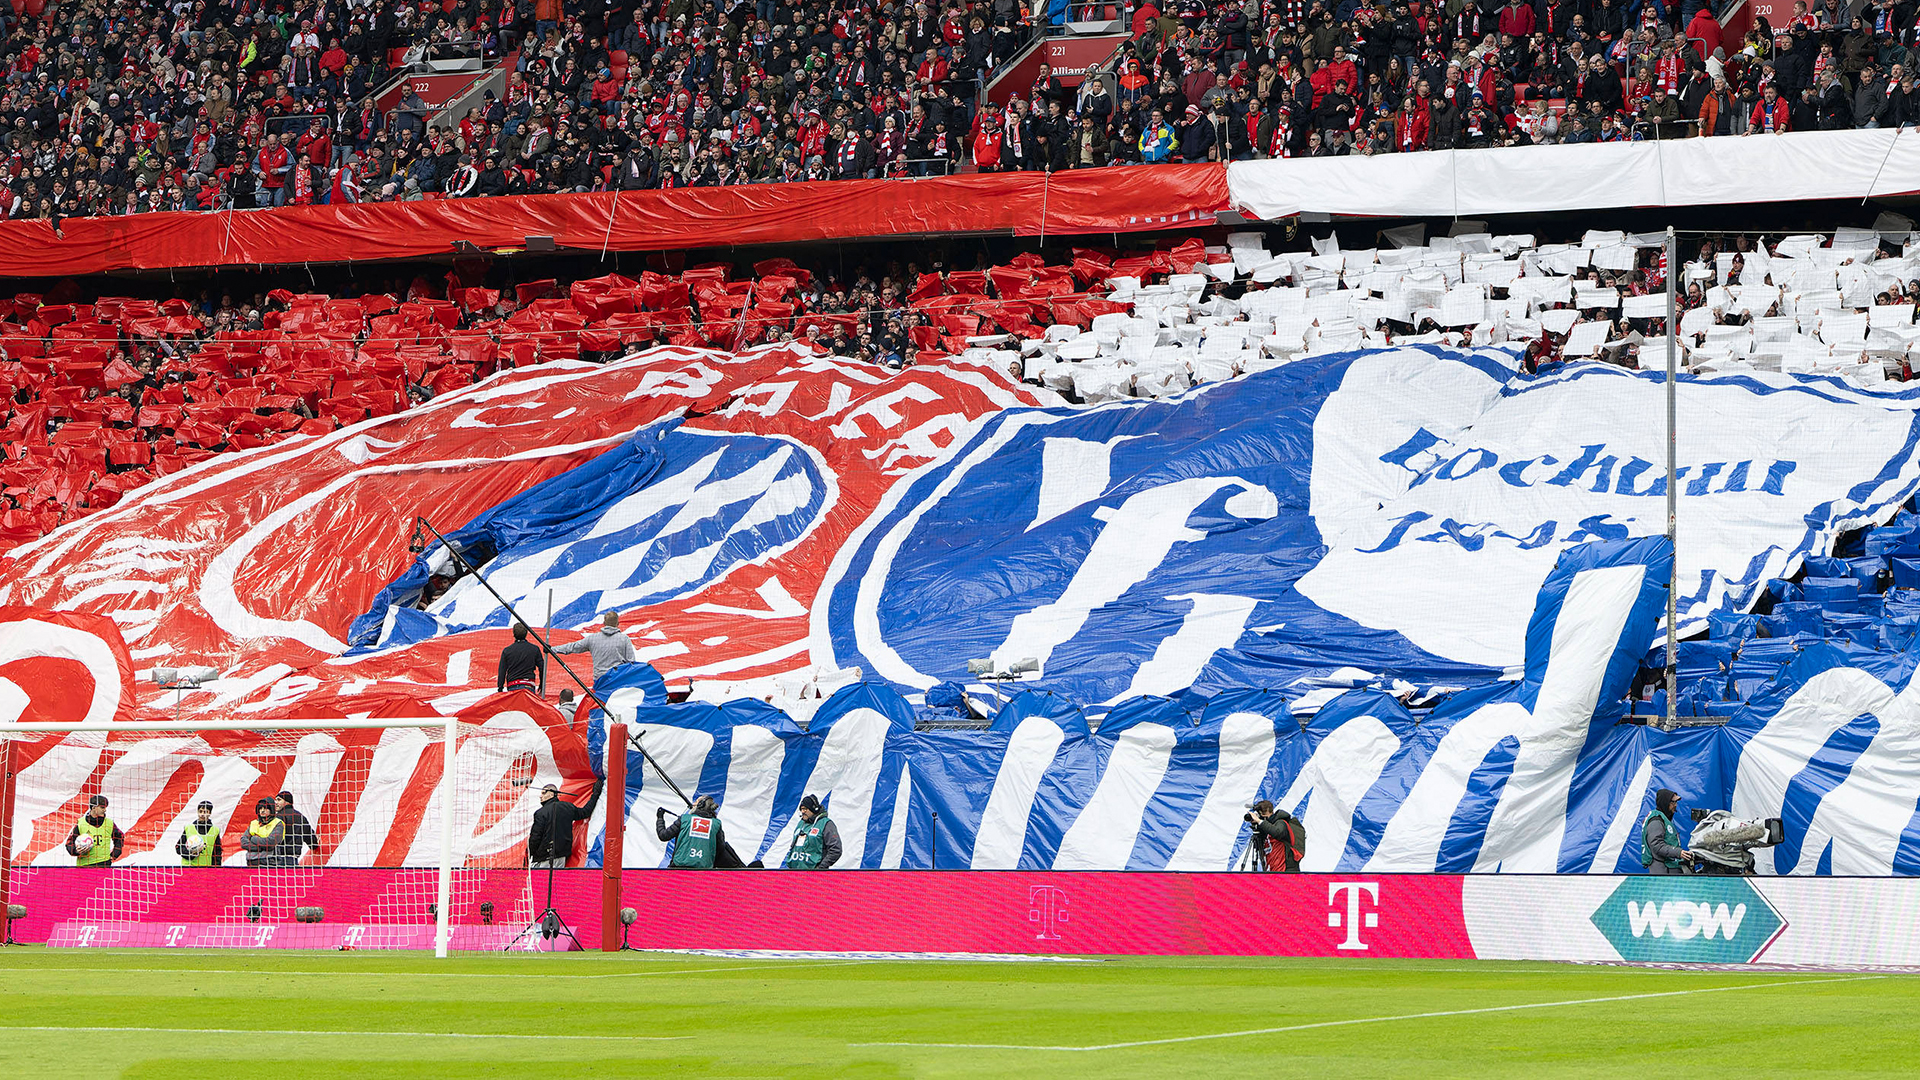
[820,345,1920,701]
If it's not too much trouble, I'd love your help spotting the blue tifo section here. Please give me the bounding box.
[817,345,1920,703]
[580,532,1920,875]
[342,343,1920,873]
[345,419,827,649]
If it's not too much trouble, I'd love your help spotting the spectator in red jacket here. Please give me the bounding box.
[1685,6,1722,61]
[1498,0,1535,38]
[255,133,293,208]
[1749,84,1792,133]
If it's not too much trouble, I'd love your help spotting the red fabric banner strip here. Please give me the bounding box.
[0,166,1229,278]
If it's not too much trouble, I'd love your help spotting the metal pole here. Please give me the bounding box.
[601,722,626,952]
[411,515,687,807]
[435,711,456,959]
[1665,226,1679,731]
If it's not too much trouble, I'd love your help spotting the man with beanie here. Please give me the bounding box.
[176,800,223,866]
[498,622,546,694]
[1641,788,1695,874]
[529,778,605,869]
[66,795,123,867]
[553,612,637,682]
[782,794,842,870]
[274,791,319,866]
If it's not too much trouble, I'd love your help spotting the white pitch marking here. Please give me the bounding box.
[852,975,1887,1052]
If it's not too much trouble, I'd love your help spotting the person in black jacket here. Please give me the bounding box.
[273,791,320,866]
[498,622,545,694]
[529,778,605,869]
[1178,103,1218,161]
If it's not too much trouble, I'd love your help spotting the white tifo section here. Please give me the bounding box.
[0,618,127,727]
[1277,713,1404,872]
[1300,353,1919,669]
[1730,666,1920,876]
[1365,565,1644,873]
[796,707,893,867]
[1165,713,1279,871]
[1053,723,1177,870]
[1226,128,1920,220]
[720,724,788,863]
[1461,876,1920,967]
[972,717,1069,870]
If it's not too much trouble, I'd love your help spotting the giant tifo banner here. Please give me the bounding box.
[13,343,1920,873]
[14,869,1920,967]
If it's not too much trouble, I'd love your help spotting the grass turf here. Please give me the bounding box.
[0,949,1913,1078]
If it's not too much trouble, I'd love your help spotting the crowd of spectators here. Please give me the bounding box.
[0,0,1910,222]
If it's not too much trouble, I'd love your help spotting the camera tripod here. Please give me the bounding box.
[505,862,580,952]
[1233,824,1269,872]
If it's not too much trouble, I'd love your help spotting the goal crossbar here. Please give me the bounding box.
[3,714,466,957]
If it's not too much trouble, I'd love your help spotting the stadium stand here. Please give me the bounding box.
[3,222,1913,554]
[0,0,1902,220]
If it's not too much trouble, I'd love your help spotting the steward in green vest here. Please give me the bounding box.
[68,795,122,867]
[176,800,224,866]
[1639,787,1695,875]
[656,795,724,868]
[782,794,842,870]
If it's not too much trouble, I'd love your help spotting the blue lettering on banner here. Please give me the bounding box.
[1386,434,1798,500]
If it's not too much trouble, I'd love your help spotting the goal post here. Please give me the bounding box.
[0,716,553,954]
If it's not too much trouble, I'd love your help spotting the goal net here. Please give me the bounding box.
[1,718,551,954]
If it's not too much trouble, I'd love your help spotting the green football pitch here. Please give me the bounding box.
[0,950,1913,1079]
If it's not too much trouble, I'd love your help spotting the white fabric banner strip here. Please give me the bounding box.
[1226,129,1920,220]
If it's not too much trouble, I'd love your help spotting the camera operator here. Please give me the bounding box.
[1640,788,1697,875]
[1246,799,1305,872]
[529,778,604,869]
[656,795,726,869]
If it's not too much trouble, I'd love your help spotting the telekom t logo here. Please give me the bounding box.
[1328,882,1380,951]
[343,925,367,947]
[75,925,98,947]
[164,925,188,948]
[1028,884,1069,941]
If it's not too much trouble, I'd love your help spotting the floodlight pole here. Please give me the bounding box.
[1664,226,1679,731]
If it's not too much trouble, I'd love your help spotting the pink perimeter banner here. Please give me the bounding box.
[7,868,1470,958]
[620,870,1470,957]
[13,869,1920,966]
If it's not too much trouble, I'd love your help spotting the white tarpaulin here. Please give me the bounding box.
[1226,129,1920,220]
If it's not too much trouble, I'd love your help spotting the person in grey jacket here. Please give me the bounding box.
[553,612,637,681]
[1641,788,1696,875]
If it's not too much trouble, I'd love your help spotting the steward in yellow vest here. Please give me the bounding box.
[176,800,223,867]
[67,795,122,867]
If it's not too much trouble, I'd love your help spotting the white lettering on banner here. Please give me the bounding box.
[990,477,1277,673]
[1625,901,1750,941]
[344,925,367,947]
[76,926,98,947]
[1028,884,1069,940]
[165,925,187,947]
[256,925,276,948]
[1328,882,1379,950]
